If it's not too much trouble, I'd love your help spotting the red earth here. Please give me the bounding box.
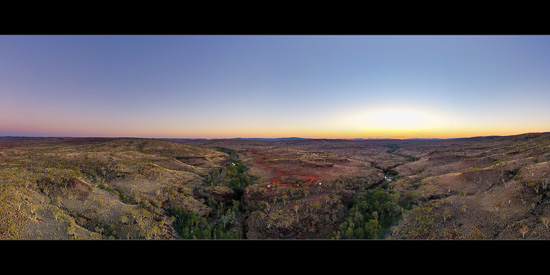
[256,155,318,187]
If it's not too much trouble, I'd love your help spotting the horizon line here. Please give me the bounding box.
[2,131,549,141]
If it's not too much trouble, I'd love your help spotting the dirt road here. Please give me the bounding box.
[256,155,318,186]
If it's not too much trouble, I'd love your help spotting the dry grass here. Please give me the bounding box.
[0,137,230,239]
[3,133,550,239]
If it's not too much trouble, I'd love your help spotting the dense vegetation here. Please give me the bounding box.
[172,147,250,239]
[331,185,404,239]
[171,200,241,239]
[205,151,251,198]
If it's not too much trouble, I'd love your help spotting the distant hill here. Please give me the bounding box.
[161,137,312,142]
[159,137,452,142]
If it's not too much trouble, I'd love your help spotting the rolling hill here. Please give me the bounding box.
[1,132,550,239]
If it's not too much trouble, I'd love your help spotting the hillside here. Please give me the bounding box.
[388,133,550,239]
[176,133,550,239]
[0,137,230,239]
[1,133,550,239]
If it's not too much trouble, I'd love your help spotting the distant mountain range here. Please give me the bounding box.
[161,137,310,142]
[160,137,452,142]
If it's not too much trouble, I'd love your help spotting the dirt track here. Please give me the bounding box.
[256,155,318,186]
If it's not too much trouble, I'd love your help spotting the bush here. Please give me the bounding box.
[170,201,241,239]
[333,187,403,239]
[205,159,250,198]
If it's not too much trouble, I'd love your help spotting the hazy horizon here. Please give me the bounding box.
[2,131,548,140]
[2,35,550,139]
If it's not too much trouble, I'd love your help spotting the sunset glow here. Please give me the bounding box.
[1,35,550,139]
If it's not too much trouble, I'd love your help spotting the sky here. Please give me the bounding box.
[1,35,550,139]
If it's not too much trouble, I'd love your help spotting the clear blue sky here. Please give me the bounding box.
[2,35,550,138]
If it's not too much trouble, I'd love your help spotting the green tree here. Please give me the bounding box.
[334,187,402,239]
[354,227,364,239]
[364,219,379,239]
[344,227,354,239]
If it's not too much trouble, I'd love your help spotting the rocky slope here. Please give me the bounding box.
[2,132,550,239]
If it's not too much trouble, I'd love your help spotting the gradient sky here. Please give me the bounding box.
[1,35,550,139]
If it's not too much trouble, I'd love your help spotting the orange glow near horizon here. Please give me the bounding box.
[2,36,550,140]
[1,123,545,140]
[2,106,546,139]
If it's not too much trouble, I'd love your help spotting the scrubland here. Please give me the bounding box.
[1,133,550,239]
[0,137,229,239]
